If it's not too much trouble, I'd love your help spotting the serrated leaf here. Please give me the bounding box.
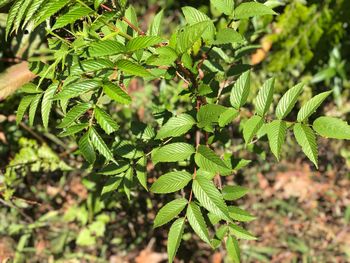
[195,145,231,174]
[213,28,244,45]
[101,176,123,196]
[79,131,96,164]
[226,235,240,263]
[116,59,153,77]
[22,0,45,28]
[255,77,275,116]
[16,95,35,124]
[152,143,195,164]
[146,46,178,66]
[187,202,211,244]
[13,0,31,33]
[123,168,133,200]
[135,155,147,190]
[28,93,42,126]
[192,176,230,221]
[35,0,70,27]
[5,0,21,38]
[156,113,196,139]
[94,107,119,135]
[71,59,114,75]
[148,9,164,36]
[313,117,350,140]
[229,224,256,240]
[297,91,332,122]
[41,83,58,130]
[88,40,125,57]
[150,171,192,194]
[218,108,239,127]
[176,21,211,54]
[243,115,263,144]
[197,104,226,131]
[222,185,248,201]
[182,6,215,43]
[154,198,187,228]
[234,2,277,19]
[89,127,115,163]
[126,36,163,52]
[57,103,91,128]
[210,0,234,16]
[230,70,250,109]
[98,161,130,175]
[275,83,303,119]
[228,206,256,222]
[53,80,101,100]
[293,123,318,168]
[266,120,287,160]
[58,123,88,137]
[167,217,185,263]
[103,82,131,105]
[52,5,93,30]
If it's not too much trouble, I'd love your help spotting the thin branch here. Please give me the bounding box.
[122,17,145,36]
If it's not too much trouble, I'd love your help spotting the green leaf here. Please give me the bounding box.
[22,0,46,28]
[255,77,275,116]
[52,5,93,30]
[156,113,196,139]
[5,0,21,38]
[195,145,231,174]
[230,70,250,109]
[154,198,187,228]
[16,95,35,124]
[167,217,185,263]
[101,176,123,196]
[182,6,215,43]
[293,123,318,168]
[226,235,241,263]
[234,2,277,19]
[197,104,226,130]
[218,108,239,127]
[228,206,256,222]
[88,40,125,57]
[222,185,248,201]
[13,0,31,33]
[275,83,303,119]
[192,176,230,221]
[297,91,332,122]
[116,59,153,77]
[148,9,164,36]
[210,0,234,16]
[152,143,195,164]
[41,83,58,130]
[123,168,133,200]
[150,171,192,194]
[94,107,119,135]
[103,82,131,105]
[213,28,244,45]
[176,21,211,54]
[243,115,264,144]
[58,123,88,137]
[187,202,211,244]
[135,155,148,190]
[313,117,350,140]
[89,127,115,163]
[79,131,96,164]
[71,59,114,75]
[53,80,100,100]
[229,224,256,240]
[28,93,42,127]
[57,103,91,128]
[146,46,178,66]
[126,36,163,52]
[266,120,287,160]
[35,0,70,27]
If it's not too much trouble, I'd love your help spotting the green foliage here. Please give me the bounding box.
[2,0,346,262]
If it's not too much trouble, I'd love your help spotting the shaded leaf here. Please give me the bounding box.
[41,83,58,130]
[103,82,131,105]
[94,107,119,135]
[79,131,96,164]
[57,103,91,128]
[89,127,115,163]
[195,145,231,174]
[243,115,263,144]
[116,59,153,77]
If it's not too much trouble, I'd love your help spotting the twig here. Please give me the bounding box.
[19,122,46,144]
[122,17,145,35]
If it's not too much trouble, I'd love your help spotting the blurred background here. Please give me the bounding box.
[0,0,350,262]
